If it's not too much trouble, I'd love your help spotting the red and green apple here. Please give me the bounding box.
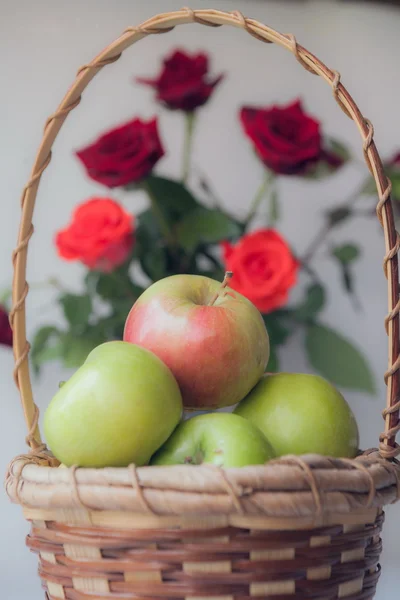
[123,274,269,410]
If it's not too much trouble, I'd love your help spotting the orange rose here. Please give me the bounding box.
[222,229,298,313]
[56,198,134,272]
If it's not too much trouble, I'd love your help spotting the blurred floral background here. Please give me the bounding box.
[2,46,400,393]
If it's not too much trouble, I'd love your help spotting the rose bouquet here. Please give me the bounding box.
[4,48,399,394]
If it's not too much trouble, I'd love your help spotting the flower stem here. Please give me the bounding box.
[182,111,196,183]
[142,179,176,248]
[301,177,374,266]
[301,223,331,265]
[244,170,274,230]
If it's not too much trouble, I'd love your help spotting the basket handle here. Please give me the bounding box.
[10,8,400,459]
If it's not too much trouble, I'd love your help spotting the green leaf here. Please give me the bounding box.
[135,209,168,281]
[100,272,143,301]
[61,333,99,369]
[388,168,400,203]
[304,139,350,180]
[176,208,241,253]
[326,138,351,164]
[33,343,65,373]
[59,294,92,329]
[262,311,292,346]
[294,284,325,323]
[305,323,375,393]
[141,246,167,281]
[266,345,279,373]
[0,287,12,308]
[95,273,118,300]
[361,176,377,196]
[30,326,102,373]
[145,175,200,223]
[268,189,279,226]
[331,245,361,302]
[326,206,352,227]
[136,208,160,238]
[362,167,400,201]
[332,243,360,265]
[31,326,61,374]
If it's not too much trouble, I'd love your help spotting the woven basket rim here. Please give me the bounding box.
[6,451,400,519]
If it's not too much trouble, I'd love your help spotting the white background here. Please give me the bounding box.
[0,0,399,597]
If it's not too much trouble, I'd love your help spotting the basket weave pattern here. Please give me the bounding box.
[5,8,400,600]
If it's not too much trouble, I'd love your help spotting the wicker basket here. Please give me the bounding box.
[5,8,400,600]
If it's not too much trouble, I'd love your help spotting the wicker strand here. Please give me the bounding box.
[362,118,375,174]
[128,464,155,514]
[331,70,352,119]
[384,295,400,334]
[13,341,31,389]
[24,404,45,451]
[9,281,29,328]
[69,466,88,510]
[285,34,317,74]
[231,11,272,43]
[340,459,376,508]
[183,7,222,28]
[271,456,323,516]
[206,465,245,514]
[123,25,175,35]
[379,442,400,460]
[11,224,34,269]
[383,232,400,278]
[376,178,393,227]
[44,96,82,131]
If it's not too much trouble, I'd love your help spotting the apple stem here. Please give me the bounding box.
[208,271,233,306]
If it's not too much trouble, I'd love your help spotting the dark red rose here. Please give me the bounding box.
[240,100,323,175]
[136,49,224,111]
[389,151,400,167]
[222,229,299,313]
[56,198,134,272]
[0,305,13,347]
[76,117,164,188]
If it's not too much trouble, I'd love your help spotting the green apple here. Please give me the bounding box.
[44,341,183,468]
[150,412,275,468]
[235,373,359,458]
[124,274,269,410]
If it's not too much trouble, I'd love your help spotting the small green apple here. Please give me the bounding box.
[150,412,275,468]
[235,373,359,458]
[44,341,183,468]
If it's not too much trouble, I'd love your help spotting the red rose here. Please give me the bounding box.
[56,198,134,272]
[389,151,400,167]
[0,306,13,347]
[240,100,323,175]
[222,229,299,313]
[76,117,164,188]
[137,49,224,111]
